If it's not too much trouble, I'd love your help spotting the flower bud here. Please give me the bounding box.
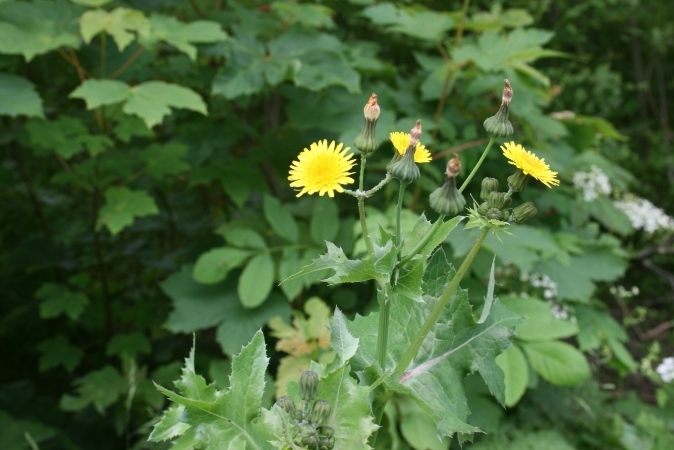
[353,93,380,154]
[309,400,332,425]
[320,426,335,438]
[276,395,298,419]
[446,154,461,178]
[296,423,320,447]
[511,202,537,223]
[483,80,514,138]
[487,191,509,210]
[429,177,465,216]
[507,168,529,192]
[477,201,489,216]
[299,370,319,401]
[480,177,500,200]
[390,120,422,183]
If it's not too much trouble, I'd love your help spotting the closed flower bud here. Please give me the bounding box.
[507,168,529,192]
[390,146,420,183]
[429,177,465,215]
[320,426,335,438]
[483,80,514,138]
[276,395,298,419]
[309,400,332,425]
[353,93,380,154]
[299,370,319,401]
[446,154,461,178]
[487,191,508,210]
[480,177,500,200]
[511,202,537,223]
[296,423,320,447]
[477,201,489,216]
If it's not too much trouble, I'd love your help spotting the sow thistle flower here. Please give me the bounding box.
[389,132,432,163]
[288,140,356,197]
[501,141,560,191]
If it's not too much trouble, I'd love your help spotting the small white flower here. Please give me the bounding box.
[656,357,674,383]
[572,165,612,202]
[614,195,674,233]
[528,273,558,299]
[549,303,569,320]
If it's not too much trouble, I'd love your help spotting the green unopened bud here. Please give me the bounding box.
[483,79,514,138]
[511,202,537,223]
[353,93,380,154]
[299,370,319,401]
[487,191,509,210]
[485,207,504,220]
[429,177,465,215]
[309,400,332,425]
[507,168,529,192]
[320,426,334,438]
[477,201,489,216]
[480,177,500,200]
[296,423,320,447]
[390,146,420,183]
[276,395,298,419]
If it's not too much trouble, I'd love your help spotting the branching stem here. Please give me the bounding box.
[459,137,495,194]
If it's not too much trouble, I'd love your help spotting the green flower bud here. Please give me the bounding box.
[507,168,529,192]
[429,177,465,215]
[480,177,500,200]
[299,370,319,401]
[389,147,420,183]
[276,395,298,419]
[485,207,504,221]
[488,191,508,210]
[309,400,332,425]
[353,93,380,154]
[511,202,537,223]
[296,423,320,447]
[477,202,489,216]
[483,79,514,138]
[320,426,335,438]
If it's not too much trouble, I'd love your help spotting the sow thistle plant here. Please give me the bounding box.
[149,81,561,449]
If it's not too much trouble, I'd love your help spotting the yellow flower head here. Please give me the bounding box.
[288,140,356,197]
[501,141,560,188]
[389,132,432,163]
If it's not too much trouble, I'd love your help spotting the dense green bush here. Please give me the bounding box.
[1,1,673,449]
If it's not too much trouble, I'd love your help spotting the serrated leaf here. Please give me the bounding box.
[0,73,44,117]
[69,79,129,109]
[151,331,283,448]
[329,308,359,368]
[282,242,380,285]
[106,332,151,359]
[263,194,299,243]
[36,282,89,320]
[97,186,159,234]
[192,247,251,284]
[149,405,191,442]
[346,249,522,438]
[520,340,590,386]
[238,252,274,308]
[25,116,113,158]
[495,346,528,407]
[61,366,127,413]
[139,142,190,179]
[37,336,83,372]
[112,115,153,143]
[310,196,339,245]
[478,256,497,323]
[401,214,463,260]
[271,2,335,29]
[362,3,454,41]
[143,13,227,61]
[0,0,82,61]
[80,7,150,51]
[393,260,424,302]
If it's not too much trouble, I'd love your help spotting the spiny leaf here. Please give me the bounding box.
[329,308,359,368]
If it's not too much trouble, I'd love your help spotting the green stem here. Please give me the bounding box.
[395,182,407,247]
[399,213,446,267]
[459,137,495,194]
[366,173,393,196]
[358,153,375,256]
[394,227,489,379]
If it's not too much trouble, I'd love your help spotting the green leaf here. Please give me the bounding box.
[347,249,522,438]
[278,249,303,300]
[478,256,497,324]
[0,411,56,450]
[263,194,299,242]
[0,0,82,61]
[71,0,113,6]
[80,7,150,51]
[139,142,190,179]
[401,214,463,261]
[329,308,359,368]
[520,340,590,386]
[149,405,190,442]
[238,253,274,308]
[219,227,267,250]
[25,116,113,158]
[60,366,127,413]
[106,332,151,359]
[393,260,424,302]
[36,283,89,320]
[37,336,83,372]
[0,73,43,117]
[192,247,251,284]
[143,13,227,61]
[112,115,153,143]
[310,196,339,245]
[362,3,454,41]
[162,266,290,356]
[70,79,208,128]
[97,187,159,234]
[495,346,528,407]
[501,296,579,341]
[151,331,283,448]
[397,395,449,450]
[271,2,335,29]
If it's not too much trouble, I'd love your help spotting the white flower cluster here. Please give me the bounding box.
[614,195,674,233]
[572,165,612,201]
[656,357,674,383]
[609,285,639,299]
[524,273,558,299]
[549,303,569,320]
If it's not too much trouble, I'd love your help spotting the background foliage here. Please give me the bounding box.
[1,0,673,449]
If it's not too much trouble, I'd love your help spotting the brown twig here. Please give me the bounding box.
[109,47,145,80]
[644,321,674,340]
[187,0,207,18]
[432,138,490,160]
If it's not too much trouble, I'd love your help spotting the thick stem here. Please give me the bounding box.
[358,153,375,255]
[459,137,495,194]
[395,182,407,248]
[394,227,489,378]
[399,214,446,267]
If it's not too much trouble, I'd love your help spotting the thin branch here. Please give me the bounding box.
[432,138,490,160]
[187,0,207,18]
[644,321,673,340]
[109,47,145,80]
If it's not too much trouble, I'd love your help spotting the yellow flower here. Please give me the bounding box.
[288,140,356,197]
[389,132,432,163]
[501,141,560,188]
